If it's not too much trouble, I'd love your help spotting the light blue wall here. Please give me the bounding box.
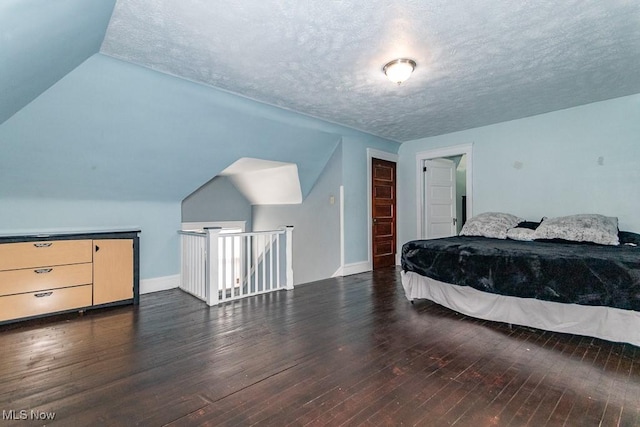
[0,53,396,281]
[398,93,640,247]
[252,144,343,284]
[0,54,342,202]
[182,176,252,230]
[0,199,179,279]
[0,53,338,280]
[0,0,115,124]
[341,136,399,265]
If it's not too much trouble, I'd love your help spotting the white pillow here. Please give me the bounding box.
[532,214,619,245]
[506,227,535,241]
[460,212,523,239]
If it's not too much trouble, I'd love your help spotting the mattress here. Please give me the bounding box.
[401,235,640,311]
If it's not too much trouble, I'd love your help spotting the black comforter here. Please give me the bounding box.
[401,235,640,311]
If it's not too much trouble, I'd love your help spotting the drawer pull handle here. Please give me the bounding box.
[34,292,53,298]
[33,243,53,248]
[34,268,53,274]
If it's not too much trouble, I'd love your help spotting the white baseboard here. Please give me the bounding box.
[140,274,180,294]
[333,261,371,277]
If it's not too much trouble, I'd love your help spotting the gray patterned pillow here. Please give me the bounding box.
[532,214,619,245]
[460,212,523,239]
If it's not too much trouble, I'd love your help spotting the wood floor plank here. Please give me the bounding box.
[0,267,638,426]
[619,346,640,426]
[431,327,543,426]
[522,334,580,426]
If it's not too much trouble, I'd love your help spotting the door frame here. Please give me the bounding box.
[416,143,473,239]
[367,148,398,269]
[424,157,457,238]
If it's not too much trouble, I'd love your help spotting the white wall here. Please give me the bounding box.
[398,93,640,247]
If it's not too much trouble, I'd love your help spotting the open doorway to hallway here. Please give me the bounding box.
[422,154,467,238]
[416,144,473,240]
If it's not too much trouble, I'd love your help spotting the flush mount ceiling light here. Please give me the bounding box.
[383,58,417,84]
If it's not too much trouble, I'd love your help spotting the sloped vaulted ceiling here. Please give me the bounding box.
[0,0,116,125]
[220,158,304,205]
[0,55,345,202]
[0,1,392,204]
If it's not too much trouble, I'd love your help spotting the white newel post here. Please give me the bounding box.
[205,227,222,306]
[285,226,294,290]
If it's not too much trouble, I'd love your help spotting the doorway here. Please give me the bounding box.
[416,144,473,239]
[423,157,458,238]
[372,157,397,269]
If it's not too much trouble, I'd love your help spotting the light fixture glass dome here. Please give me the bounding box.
[383,58,417,84]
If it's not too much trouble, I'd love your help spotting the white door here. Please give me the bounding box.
[424,158,457,238]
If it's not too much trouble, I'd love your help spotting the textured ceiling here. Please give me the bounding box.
[101,0,640,142]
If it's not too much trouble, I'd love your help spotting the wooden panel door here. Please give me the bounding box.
[372,158,397,269]
[93,239,134,305]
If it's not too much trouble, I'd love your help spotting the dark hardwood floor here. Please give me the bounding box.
[1,267,639,426]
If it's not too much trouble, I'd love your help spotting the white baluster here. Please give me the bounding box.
[276,232,281,289]
[205,227,221,306]
[285,226,294,290]
[246,235,251,294]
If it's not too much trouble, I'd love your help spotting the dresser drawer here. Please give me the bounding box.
[0,240,93,271]
[0,284,92,322]
[0,263,93,297]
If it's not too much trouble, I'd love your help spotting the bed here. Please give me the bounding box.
[401,213,640,346]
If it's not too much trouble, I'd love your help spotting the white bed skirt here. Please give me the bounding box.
[401,270,640,347]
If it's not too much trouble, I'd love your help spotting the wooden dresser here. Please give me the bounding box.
[0,230,140,324]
